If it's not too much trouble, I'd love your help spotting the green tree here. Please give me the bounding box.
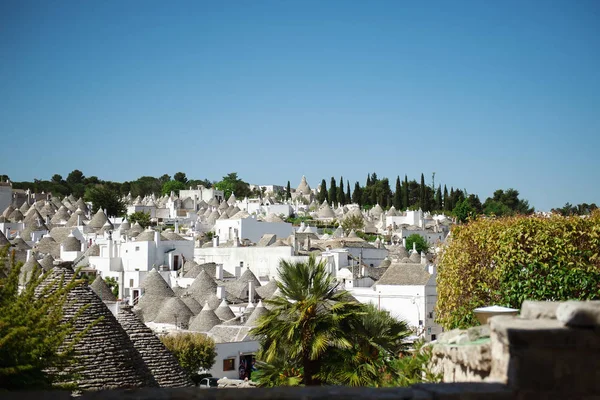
[128,211,151,228]
[329,177,337,206]
[483,189,533,216]
[286,181,291,200]
[435,185,442,210]
[436,212,600,330]
[84,185,126,218]
[51,174,62,184]
[161,180,186,196]
[103,276,119,298]
[251,256,362,386]
[317,179,328,204]
[385,340,441,386]
[453,198,477,223]
[419,173,427,211]
[346,181,351,204]
[214,172,251,200]
[160,333,217,379]
[251,256,412,387]
[173,172,187,184]
[337,177,345,206]
[403,175,409,210]
[443,185,449,211]
[0,247,87,389]
[66,169,84,185]
[352,182,362,206]
[341,214,364,235]
[405,234,429,253]
[393,176,402,210]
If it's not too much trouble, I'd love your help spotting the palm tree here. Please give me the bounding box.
[251,255,361,385]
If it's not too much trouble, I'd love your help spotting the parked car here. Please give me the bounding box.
[199,377,219,388]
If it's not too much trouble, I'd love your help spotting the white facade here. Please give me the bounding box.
[179,186,224,203]
[214,218,293,244]
[210,340,260,379]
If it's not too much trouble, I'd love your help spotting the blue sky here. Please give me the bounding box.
[1,0,598,211]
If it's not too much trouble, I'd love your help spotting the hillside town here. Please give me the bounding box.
[1,175,452,385]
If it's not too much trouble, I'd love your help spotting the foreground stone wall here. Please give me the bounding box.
[432,300,600,399]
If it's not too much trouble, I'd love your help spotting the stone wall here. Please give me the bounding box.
[431,300,600,399]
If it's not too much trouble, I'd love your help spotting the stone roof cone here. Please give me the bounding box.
[90,275,117,302]
[189,302,221,332]
[88,209,109,229]
[153,297,194,327]
[117,306,193,387]
[36,264,157,390]
[214,299,236,321]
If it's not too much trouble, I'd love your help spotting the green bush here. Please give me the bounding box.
[160,333,217,377]
[436,212,600,330]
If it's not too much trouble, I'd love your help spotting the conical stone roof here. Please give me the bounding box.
[0,230,9,246]
[19,202,30,214]
[154,297,194,327]
[62,233,81,252]
[88,209,109,229]
[2,205,15,218]
[117,306,193,388]
[214,299,236,321]
[180,296,203,315]
[141,269,175,298]
[50,205,71,224]
[255,279,278,300]
[189,302,221,332]
[19,256,42,286]
[39,254,55,271]
[36,265,157,390]
[245,300,268,326]
[296,176,311,195]
[11,236,30,250]
[185,270,217,304]
[90,275,117,302]
[9,209,24,222]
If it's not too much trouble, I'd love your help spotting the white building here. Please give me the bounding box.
[214,217,293,244]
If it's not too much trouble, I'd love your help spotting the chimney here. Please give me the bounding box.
[248,281,255,302]
[402,237,406,248]
[26,249,31,262]
[235,264,241,278]
[216,285,225,299]
[421,251,427,265]
[216,264,223,280]
[174,220,179,234]
[413,242,417,253]
[428,264,436,275]
[213,235,219,247]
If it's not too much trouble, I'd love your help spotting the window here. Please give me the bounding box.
[223,358,235,371]
[428,311,434,319]
[431,334,437,341]
[135,246,139,251]
[129,279,134,288]
[419,320,423,326]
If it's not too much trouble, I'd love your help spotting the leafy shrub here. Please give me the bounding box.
[436,212,600,329]
[405,234,429,253]
[160,333,217,378]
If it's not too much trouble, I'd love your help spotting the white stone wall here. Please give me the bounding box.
[210,340,260,380]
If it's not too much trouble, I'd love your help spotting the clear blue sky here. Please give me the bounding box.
[1,1,598,211]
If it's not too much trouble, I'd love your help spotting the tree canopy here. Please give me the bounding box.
[405,233,429,253]
[0,247,85,389]
[160,333,217,379]
[84,185,126,218]
[214,172,251,200]
[251,256,411,387]
[436,211,600,330]
[483,189,533,216]
[161,180,186,196]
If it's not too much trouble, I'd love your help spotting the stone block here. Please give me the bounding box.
[519,300,560,320]
[556,300,600,328]
[467,325,490,341]
[414,383,513,400]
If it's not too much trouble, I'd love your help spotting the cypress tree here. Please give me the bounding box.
[329,177,337,206]
[435,185,442,210]
[393,176,402,210]
[286,181,291,200]
[352,181,362,206]
[443,185,449,211]
[337,177,345,205]
[317,179,328,203]
[403,175,409,209]
[449,187,455,211]
[420,173,426,210]
[346,181,351,204]
[366,174,371,187]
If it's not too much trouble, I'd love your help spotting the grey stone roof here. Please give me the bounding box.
[116,306,193,388]
[189,302,221,332]
[36,265,157,390]
[154,297,194,327]
[90,275,117,302]
[134,295,166,323]
[181,295,203,315]
[227,206,241,218]
[0,230,9,246]
[10,236,30,250]
[2,205,15,218]
[88,209,109,229]
[33,235,60,258]
[208,325,254,343]
[255,279,278,300]
[225,268,261,300]
[19,202,30,214]
[62,234,82,252]
[377,263,432,286]
[296,176,311,195]
[130,222,144,234]
[136,229,167,242]
[141,269,176,297]
[39,254,55,271]
[409,252,421,263]
[317,203,336,219]
[245,300,268,326]
[50,205,71,224]
[162,231,185,241]
[214,299,236,321]
[185,270,217,304]
[19,256,42,286]
[257,234,277,247]
[65,209,87,227]
[75,198,89,213]
[9,209,24,222]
